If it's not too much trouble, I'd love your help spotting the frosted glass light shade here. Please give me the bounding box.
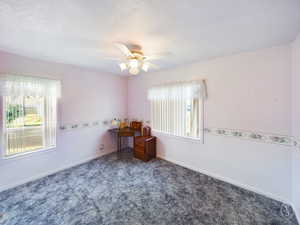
[142,62,150,72]
[129,59,139,68]
[129,67,139,75]
[119,63,127,71]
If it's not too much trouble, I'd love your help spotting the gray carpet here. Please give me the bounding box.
[0,150,298,225]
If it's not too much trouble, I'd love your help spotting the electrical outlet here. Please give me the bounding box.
[99,144,105,151]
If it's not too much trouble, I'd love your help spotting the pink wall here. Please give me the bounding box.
[129,46,291,134]
[292,33,300,221]
[0,43,297,212]
[0,51,127,191]
[128,45,293,202]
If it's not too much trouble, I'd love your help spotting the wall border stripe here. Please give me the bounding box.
[205,128,300,149]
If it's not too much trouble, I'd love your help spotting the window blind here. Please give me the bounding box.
[148,80,206,139]
[0,75,61,157]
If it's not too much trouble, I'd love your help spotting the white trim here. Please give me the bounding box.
[157,154,291,204]
[0,148,297,223]
[1,96,5,158]
[200,99,205,144]
[3,146,56,160]
[0,148,116,193]
[1,96,58,159]
[153,130,202,143]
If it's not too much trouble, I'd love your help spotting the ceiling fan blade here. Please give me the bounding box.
[65,48,122,61]
[147,62,160,69]
[144,52,172,61]
[99,56,122,61]
[141,62,159,72]
[115,43,133,57]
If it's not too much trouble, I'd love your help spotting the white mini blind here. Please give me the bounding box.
[0,75,61,98]
[148,80,206,139]
[0,75,61,157]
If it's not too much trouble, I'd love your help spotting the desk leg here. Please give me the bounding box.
[118,135,120,152]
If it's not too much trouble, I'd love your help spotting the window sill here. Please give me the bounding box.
[152,130,203,143]
[2,146,56,160]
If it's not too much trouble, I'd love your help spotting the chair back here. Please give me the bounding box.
[130,121,142,132]
[142,126,151,137]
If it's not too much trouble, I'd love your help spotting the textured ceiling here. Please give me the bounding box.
[0,0,300,75]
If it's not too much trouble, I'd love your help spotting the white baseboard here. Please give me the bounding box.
[159,155,300,223]
[1,149,298,223]
[157,154,291,205]
[0,149,116,193]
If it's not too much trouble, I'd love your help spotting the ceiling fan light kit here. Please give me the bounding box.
[119,62,127,71]
[129,67,140,75]
[142,62,150,72]
[129,58,139,68]
[115,43,161,75]
[119,60,150,75]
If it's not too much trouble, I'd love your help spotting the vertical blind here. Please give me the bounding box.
[148,80,206,139]
[0,75,61,157]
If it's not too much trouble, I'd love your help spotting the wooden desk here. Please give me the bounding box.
[109,128,135,151]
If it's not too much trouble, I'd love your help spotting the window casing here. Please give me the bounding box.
[0,75,61,158]
[148,80,206,140]
[3,96,57,157]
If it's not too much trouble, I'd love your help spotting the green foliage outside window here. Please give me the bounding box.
[6,104,24,126]
[6,96,43,128]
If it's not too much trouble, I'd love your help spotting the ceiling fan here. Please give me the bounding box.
[113,43,167,75]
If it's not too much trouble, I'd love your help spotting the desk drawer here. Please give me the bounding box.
[134,149,147,161]
[119,131,134,137]
[134,146,144,154]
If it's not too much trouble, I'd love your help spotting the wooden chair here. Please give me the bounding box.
[130,121,143,136]
[134,126,156,162]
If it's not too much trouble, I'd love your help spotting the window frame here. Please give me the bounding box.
[150,96,205,143]
[1,96,57,160]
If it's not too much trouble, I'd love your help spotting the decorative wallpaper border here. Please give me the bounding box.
[205,127,300,148]
[59,120,300,149]
[59,119,149,131]
[293,136,300,148]
[59,120,103,131]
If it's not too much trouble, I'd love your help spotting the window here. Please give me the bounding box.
[148,80,206,139]
[0,75,61,158]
